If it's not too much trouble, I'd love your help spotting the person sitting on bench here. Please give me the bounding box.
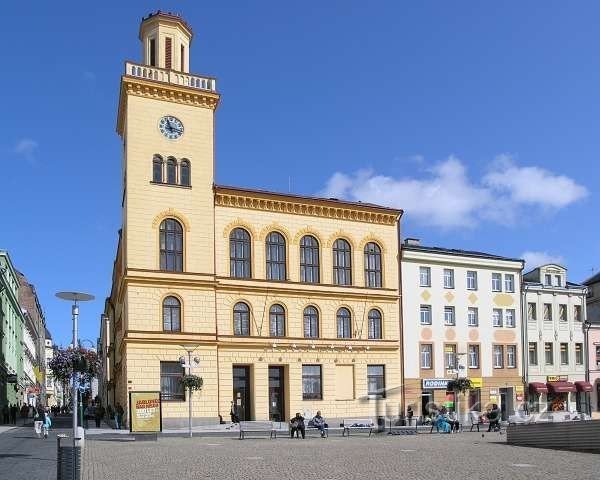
[486,404,500,432]
[311,411,327,437]
[290,413,305,439]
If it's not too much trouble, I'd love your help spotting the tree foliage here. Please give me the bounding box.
[447,378,473,394]
[48,346,101,384]
[179,374,203,391]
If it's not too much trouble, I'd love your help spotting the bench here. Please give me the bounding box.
[305,420,328,438]
[342,418,374,437]
[239,421,276,440]
[469,411,489,432]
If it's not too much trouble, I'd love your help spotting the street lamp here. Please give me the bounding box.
[180,344,201,438]
[55,292,94,445]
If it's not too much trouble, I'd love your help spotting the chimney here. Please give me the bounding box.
[404,238,420,246]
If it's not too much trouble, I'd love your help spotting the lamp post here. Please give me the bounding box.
[583,320,592,415]
[455,352,467,424]
[180,344,201,438]
[55,292,94,445]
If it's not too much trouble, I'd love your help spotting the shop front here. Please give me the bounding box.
[574,381,593,416]
[528,382,548,412]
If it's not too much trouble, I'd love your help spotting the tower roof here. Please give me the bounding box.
[139,11,193,40]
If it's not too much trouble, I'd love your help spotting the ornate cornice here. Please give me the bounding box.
[215,190,399,226]
[116,76,220,136]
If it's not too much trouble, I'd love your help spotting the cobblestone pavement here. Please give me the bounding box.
[82,431,599,480]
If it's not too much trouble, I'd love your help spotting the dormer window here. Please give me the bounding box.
[555,275,562,287]
[544,274,552,286]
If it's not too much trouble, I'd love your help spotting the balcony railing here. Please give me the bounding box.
[125,61,217,92]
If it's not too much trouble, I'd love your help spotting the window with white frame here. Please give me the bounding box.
[528,303,537,321]
[492,273,502,292]
[575,343,583,365]
[559,304,567,322]
[420,344,432,369]
[504,274,515,293]
[529,343,538,366]
[574,305,582,322]
[544,274,552,286]
[468,344,479,368]
[444,344,457,369]
[419,266,431,287]
[443,269,454,289]
[467,307,478,327]
[444,306,455,326]
[505,309,515,328]
[507,345,516,368]
[555,275,562,287]
[492,309,503,327]
[466,270,478,290]
[545,343,553,365]
[420,305,432,325]
[493,345,504,368]
[543,304,552,322]
[560,343,569,365]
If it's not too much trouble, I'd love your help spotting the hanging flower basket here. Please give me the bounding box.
[447,378,473,394]
[180,374,204,391]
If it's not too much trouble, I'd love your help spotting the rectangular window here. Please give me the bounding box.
[560,343,569,365]
[545,343,554,365]
[180,45,185,71]
[420,305,432,325]
[367,365,385,397]
[466,270,478,290]
[504,274,515,293]
[444,306,455,326]
[505,309,515,328]
[596,346,600,367]
[492,273,502,292]
[160,361,185,401]
[467,307,478,327]
[543,304,552,322]
[149,38,156,66]
[544,274,552,286]
[528,303,537,321]
[575,343,583,365]
[559,304,567,322]
[444,344,457,369]
[555,275,562,287]
[574,305,582,322]
[302,365,322,400]
[419,266,431,287]
[492,309,503,327]
[165,37,172,69]
[529,342,538,366]
[443,269,454,289]
[507,345,516,368]
[493,345,504,368]
[468,344,480,368]
[420,344,432,369]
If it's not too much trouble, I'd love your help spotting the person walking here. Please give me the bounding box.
[33,408,43,438]
[10,404,18,425]
[115,403,124,430]
[42,410,52,439]
[289,412,305,439]
[230,401,239,423]
[95,404,105,428]
[2,405,8,424]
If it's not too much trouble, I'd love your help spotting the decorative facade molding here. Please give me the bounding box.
[291,227,324,246]
[222,219,258,239]
[214,192,398,226]
[325,231,356,249]
[151,208,191,232]
[357,234,387,254]
[258,223,292,242]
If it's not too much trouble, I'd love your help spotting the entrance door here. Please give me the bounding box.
[421,391,434,419]
[268,366,285,422]
[233,366,251,421]
[499,387,513,420]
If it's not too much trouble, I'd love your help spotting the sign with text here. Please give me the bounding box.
[422,379,450,390]
[129,391,162,433]
[471,378,483,388]
[547,375,568,382]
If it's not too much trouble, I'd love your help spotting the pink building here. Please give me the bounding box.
[584,273,600,418]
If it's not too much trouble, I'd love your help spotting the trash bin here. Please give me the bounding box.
[57,434,82,480]
[377,416,386,432]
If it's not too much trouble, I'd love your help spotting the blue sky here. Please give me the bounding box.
[1,1,598,346]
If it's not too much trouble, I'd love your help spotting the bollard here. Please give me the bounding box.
[56,434,82,480]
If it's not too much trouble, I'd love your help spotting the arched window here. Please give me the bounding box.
[364,242,382,288]
[233,302,250,336]
[333,239,352,285]
[337,307,352,338]
[368,309,382,339]
[152,155,163,183]
[300,235,320,283]
[166,157,177,185]
[163,296,181,332]
[269,304,285,337]
[230,228,251,278]
[303,306,319,338]
[180,159,190,186]
[266,232,286,281]
[159,218,183,272]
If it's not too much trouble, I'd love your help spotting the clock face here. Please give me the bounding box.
[159,116,184,140]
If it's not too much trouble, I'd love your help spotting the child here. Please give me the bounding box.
[42,410,52,439]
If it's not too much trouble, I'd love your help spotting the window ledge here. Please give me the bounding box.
[150,181,192,189]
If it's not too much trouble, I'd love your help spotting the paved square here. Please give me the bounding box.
[83,432,599,480]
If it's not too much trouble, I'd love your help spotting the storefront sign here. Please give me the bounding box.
[547,375,568,382]
[515,385,524,394]
[129,391,162,433]
[489,389,498,395]
[471,378,483,388]
[422,379,450,390]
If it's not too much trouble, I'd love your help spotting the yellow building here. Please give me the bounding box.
[102,12,403,428]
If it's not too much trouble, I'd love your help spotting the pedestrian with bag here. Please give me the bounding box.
[42,410,52,439]
[33,408,43,438]
[95,404,105,428]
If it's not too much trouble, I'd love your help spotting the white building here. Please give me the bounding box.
[44,328,62,407]
[523,264,589,414]
[21,313,38,406]
[401,239,524,422]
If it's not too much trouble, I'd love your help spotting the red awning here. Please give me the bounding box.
[546,381,577,393]
[575,381,593,392]
[529,382,548,394]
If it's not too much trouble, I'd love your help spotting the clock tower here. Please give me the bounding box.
[116,11,220,275]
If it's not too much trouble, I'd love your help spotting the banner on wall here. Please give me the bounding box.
[129,391,162,433]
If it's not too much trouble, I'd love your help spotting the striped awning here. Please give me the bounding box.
[575,381,593,392]
[529,382,548,394]
[547,381,577,393]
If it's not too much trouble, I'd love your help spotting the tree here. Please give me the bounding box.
[447,378,473,395]
[48,346,101,385]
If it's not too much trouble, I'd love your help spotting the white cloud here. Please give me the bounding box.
[522,251,564,269]
[320,155,588,229]
[13,138,39,162]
